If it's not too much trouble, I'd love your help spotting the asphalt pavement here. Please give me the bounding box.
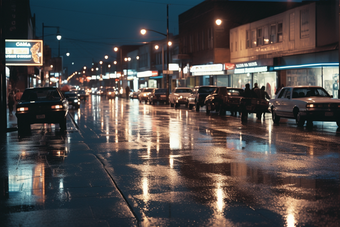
[0,110,139,227]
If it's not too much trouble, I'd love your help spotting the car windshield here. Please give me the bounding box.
[21,89,61,101]
[227,89,243,96]
[144,89,154,92]
[198,87,216,93]
[175,89,192,93]
[292,87,330,98]
[64,92,77,98]
[107,88,115,92]
[155,89,167,94]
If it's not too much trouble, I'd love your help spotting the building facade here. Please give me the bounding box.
[230,1,339,98]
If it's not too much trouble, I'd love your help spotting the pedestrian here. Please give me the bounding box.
[253,83,260,98]
[8,90,16,116]
[261,86,270,100]
[243,83,252,97]
[125,86,130,99]
[15,89,23,103]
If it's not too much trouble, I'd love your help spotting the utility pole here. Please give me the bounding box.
[0,0,7,133]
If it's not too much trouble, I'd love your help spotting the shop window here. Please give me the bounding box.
[270,24,276,44]
[257,28,263,46]
[277,22,283,42]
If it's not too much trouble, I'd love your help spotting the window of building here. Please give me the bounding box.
[246,30,250,49]
[277,22,283,42]
[300,9,309,39]
[235,41,237,52]
[263,26,269,45]
[189,35,193,52]
[251,30,256,48]
[208,27,213,49]
[289,13,295,41]
[270,24,276,44]
[202,30,205,50]
[257,28,263,46]
[231,41,233,52]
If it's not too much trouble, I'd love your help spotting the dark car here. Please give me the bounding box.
[187,85,217,111]
[205,87,244,115]
[147,88,167,104]
[77,89,88,101]
[64,91,80,108]
[105,88,116,99]
[16,87,69,133]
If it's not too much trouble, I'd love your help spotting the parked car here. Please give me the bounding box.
[169,87,192,108]
[138,88,154,103]
[16,87,69,133]
[147,88,168,104]
[269,85,340,127]
[64,91,80,109]
[188,85,217,111]
[205,87,244,115]
[130,88,143,99]
[105,88,116,99]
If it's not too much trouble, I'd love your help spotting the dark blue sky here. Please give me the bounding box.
[30,0,205,74]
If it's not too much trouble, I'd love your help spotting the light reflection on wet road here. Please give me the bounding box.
[72,95,340,226]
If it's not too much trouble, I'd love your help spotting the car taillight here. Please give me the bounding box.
[17,107,28,112]
[51,105,64,109]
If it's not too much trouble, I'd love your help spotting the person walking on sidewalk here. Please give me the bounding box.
[125,86,130,99]
[8,90,16,116]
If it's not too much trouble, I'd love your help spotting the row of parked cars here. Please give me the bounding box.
[133,85,340,127]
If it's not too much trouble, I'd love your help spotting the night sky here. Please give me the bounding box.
[29,0,205,75]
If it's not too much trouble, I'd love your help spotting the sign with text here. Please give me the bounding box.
[5,39,43,66]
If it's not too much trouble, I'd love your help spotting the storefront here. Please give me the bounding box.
[232,59,276,98]
[137,70,159,88]
[187,64,228,88]
[273,51,339,98]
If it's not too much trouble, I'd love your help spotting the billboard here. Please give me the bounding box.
[5,39,43,66]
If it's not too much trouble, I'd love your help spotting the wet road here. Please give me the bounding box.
[2,95,340,226]
[75,96,340,226]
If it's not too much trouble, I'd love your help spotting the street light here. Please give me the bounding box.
[42,23,62,87]
[140,4,170,98]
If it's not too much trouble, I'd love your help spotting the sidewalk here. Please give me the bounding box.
[1,112,138,227]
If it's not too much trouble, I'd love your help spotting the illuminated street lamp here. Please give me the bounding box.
[140,4,170,99]
[215,19,222,26]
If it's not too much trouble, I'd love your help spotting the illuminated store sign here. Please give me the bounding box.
[5,39,43,66]
[235,62,258,68]
[137,71,158,78]
[190,64,224,76]
[169,63,179,71]
[234,66,268,74]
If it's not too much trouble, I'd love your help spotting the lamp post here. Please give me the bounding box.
[140,4,170,99]
[42,23,62,87]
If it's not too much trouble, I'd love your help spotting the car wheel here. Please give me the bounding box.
[196,103,200,112]
[296,111,305,127]
[188,104,193,110]
[175,103,179,108]
[170,102,174,107]
[306,120,313,128]
[272,110,280,124]
[60,117,67,131]
[256,112,262,120]
[337,120,340,127]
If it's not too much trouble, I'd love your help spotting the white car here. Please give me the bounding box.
[169,87,192,108]
[138,88,154,103]
[269,86,340,127]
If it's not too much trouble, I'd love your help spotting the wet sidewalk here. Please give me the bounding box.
[0,112,138,227]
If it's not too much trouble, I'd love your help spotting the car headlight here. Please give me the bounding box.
[74,100,78,103]
[306,103,315,108]
[17,107,28,112]
[51,105,64,109]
